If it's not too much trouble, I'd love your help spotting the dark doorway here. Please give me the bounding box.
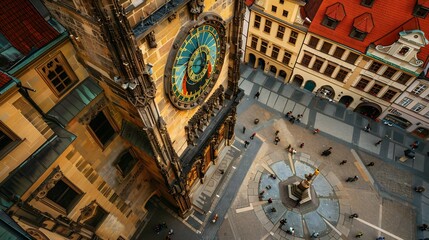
[303,80,316,92]
[258,58,266,70]
[248,53,256,68]
[291,75,304,87]
[269,65,277,76]
[339,96,353,107]
[278,70,287,81]
[354,102,382,119]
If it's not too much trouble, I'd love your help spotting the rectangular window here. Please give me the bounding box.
[349,28,367,41]
[283,10,289,17]
[355,78,370,90]
[260,41,268,54]
[280,0,284,3]
[272,46,280,59]
[396,73,412,84]
[308,36,319,48]
[254,15,261,28]
[412,84,427,95]
[0,122,21,159]
[312,59,324,72]
[381,90,397,101]
[361,0,375,7]
[322,16,339,29]
[369,83,383,96]
[89,111,116,147]
[368,62,382,73]
[46,178,81,213]
[272,5,277,12]
[411,103,426,112]
[346,52,359,64]
[382,67,397,79]
[289,31,298,45]
[264,20,272,33]
[37,53,78,96]
[282,52,292,65]
[324,64,336,77]
[301,54,312,67]
[321,42,332,54]
[399,97,413,107]
[335,69,349,82]
[276,25,285,39]
[333,47,345,59]
[251,36,258,49]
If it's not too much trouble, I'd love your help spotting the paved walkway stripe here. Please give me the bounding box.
[355,218,404,240]
[323,218,342,236]
[235,203,254,213]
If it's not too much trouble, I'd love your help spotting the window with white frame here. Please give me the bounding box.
[399,97,413,107]
[412,84,427,95]
[411,103,426,112]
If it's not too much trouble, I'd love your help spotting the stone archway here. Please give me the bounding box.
[412,127,429,139]
[303,80,316,92]
[291,75,304,86]
[317,85,335,100]
[354,102,382,119]
[248,53,256,68]
[258,58,266,70]
[339,96,353,107]
[278,70,287,81]
[269,65,277,76]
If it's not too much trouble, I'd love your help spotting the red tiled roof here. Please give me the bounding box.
[0,71,12,89]
[0,0,59,55]
[353,13,374,33]
[309,0,429,65]
[245,0,255,7]
[418,0,429,8]
[325,2,346,21]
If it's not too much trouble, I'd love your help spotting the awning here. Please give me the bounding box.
[47,77,103,126]
[120,120,154,157]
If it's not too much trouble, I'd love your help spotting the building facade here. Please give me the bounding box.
[294,0,429,138]
[1,0,245,239]
[245,0,307,82]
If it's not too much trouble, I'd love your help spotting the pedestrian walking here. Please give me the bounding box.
[242,126,246,134]
[419,223,428,231]
[254,91,260,99]
[349,213,359,218]
[244,140,250,148]
[168,229,174,235]
[279,218,287,226]
[339,160,347,165]
[250,132,256,140]
[274,136,280,145]
[364,123,371,132]
[300,143,304,148]
[355,232,363,238]
[285,111,292,119]
[311,232,320,238]
[415,186,425,193]
[296,114,303,123]
[271,207,276,212]
[286,144,291,151]
[375,140,382,146]
[289,116,296,124]
[410,140,420,149]
[346,176,359,182]
[366,162,375,167]
[265,185,272,190]
[286,227,295,235]
[268,198,273,203]
[275,130,279,136]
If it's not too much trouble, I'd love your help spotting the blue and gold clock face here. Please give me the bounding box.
[166,21,226,109]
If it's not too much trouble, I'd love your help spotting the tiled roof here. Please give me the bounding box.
[0,0,59,55]
[302,0,324,21]
[245,0,255,7]
[325,2,346,21]
[0,71,12,89]
[418,0,429,8]
[353,13,374,33]
[309,0,429,65]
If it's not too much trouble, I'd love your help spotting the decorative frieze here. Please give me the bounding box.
[34,167,63,200]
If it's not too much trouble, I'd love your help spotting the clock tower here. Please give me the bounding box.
[42,0,245,218]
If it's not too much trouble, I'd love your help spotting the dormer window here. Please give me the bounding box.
[361,0,375,7]
[322,2,346,30]
[414,2,429,18]
[350,28,367,41]
[350,13,373,41]
[398,46,410,56]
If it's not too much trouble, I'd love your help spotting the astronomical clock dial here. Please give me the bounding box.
[165,17,226,109]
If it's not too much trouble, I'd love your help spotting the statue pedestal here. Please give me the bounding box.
[288,181,312,205]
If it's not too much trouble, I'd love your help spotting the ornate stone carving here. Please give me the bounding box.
[27,228,49,240]
[188,0,205,17]
[78,200,98,223]
[34,167,63,200]
[146,31,157,48]
[78,98,107,125]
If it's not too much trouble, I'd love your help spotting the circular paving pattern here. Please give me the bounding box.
[258,160,339,238]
